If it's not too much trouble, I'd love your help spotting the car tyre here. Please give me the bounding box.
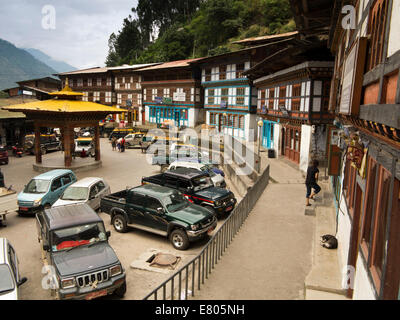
[114,281,126,298]
[170,229,189,251]
[112,214,128,233]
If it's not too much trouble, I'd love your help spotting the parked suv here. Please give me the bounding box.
[142,168,236,217]
[0,238,28,300]
[36,203,126,300]
[24,134,61,155]
[17,169,77,215]
[100,184,217,250]
[124,132,144,148]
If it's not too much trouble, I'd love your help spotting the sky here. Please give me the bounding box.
[0,0,138,69]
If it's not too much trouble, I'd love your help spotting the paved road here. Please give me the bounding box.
[0,139,230,300]
[191,159,314,300]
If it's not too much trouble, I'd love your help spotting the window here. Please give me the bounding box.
[221,88,228,105]
[361,157,377,257]
[239,115,244,129]
[292,84,301,97]
[370,165,391,289]
[236,63,245,78]
[61,174,72,186]
[208,89,215,105]
[219,65,227,80]
[51,178,62,191]
[368,0,389,70]
[77,79,83,87]
[147,197,163,211]
[205,69,211,82]
[130,192,147,207]
[97,78,102,86]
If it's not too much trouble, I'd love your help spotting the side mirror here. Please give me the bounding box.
[157,207,165,215]
[43,244,50,252]
[17,277,28,287]
[106,231,111,238]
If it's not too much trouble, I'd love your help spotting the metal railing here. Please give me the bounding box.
[143,164,270,300]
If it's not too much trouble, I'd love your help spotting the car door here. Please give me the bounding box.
[88,184,99,209]
[7,243,18,294]
[142,196,168,234]
[126,191,147,225]
[48,177,63,205]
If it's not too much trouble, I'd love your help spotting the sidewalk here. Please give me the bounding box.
[191,158,315,300]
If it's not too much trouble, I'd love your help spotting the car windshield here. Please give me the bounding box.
[61,186,88,201]
[24,179,50,194]
[77,141,91,147]
[0,264,15,295]
[162,192,189,212]
[51,222,107,252]
[192,176,213,191]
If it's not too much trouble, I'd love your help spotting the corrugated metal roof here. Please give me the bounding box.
[0,108,26,119]
[231,31,299,45]
[57,67,109,76]
[136,58,203,71]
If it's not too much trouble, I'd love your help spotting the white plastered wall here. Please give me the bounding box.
[299,124,312,174]
[388,0,400,57]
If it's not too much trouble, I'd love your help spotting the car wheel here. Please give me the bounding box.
[114,281,126,298]
[203,205,217,217]
[170,229,189,251]
[112,214,128,233]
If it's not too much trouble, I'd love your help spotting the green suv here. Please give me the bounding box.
[100,184,217,250]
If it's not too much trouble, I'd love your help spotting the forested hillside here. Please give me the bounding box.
[0,38,57,90]
[106,0,295,66]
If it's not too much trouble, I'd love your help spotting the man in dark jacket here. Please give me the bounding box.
[306,160,321,206]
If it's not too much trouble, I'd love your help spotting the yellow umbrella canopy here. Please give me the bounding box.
[3,79,126,114]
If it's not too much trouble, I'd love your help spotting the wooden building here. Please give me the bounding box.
[107,64,159,125]
[327,0,400,300]
[3,77,61,100]
[58,67,115,106]
[137,59,204,128]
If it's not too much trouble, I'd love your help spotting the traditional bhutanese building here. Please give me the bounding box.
[190,40,312,142]
[326,0,400,300]
[136,59,204,128]
[107,64,159,125]
[58,67,114,106]
[3,76,61,100]
[245,36,335,172]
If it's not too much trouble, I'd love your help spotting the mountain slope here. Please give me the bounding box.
[25,48,76,73]
[0,38,58,90]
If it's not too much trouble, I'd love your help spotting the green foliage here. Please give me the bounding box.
[0,91,8,98]
[106,0,295,65]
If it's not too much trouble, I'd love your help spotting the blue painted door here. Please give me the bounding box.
[262,121,274,149]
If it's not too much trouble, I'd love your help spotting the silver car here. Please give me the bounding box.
[0,238,27,300]
[52,177,111,210]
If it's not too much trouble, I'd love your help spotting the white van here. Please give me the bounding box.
[168,161,226,188]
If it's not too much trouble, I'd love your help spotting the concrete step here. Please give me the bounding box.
[304,203,348,300]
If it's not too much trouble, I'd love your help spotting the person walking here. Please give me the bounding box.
[306,159,321,206]
[117,138,122,152]
[120,137,126,153]
[111,136,117,151]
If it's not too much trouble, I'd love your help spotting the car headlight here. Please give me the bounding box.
[191,224,200,231]
[214,200,221,207]
[61,277,76,289]
[110,264,122,277]
[33,198,42,207]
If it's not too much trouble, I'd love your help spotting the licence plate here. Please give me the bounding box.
[20,207,28,211]
[225,206,233,212]
[85,289,107,300]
